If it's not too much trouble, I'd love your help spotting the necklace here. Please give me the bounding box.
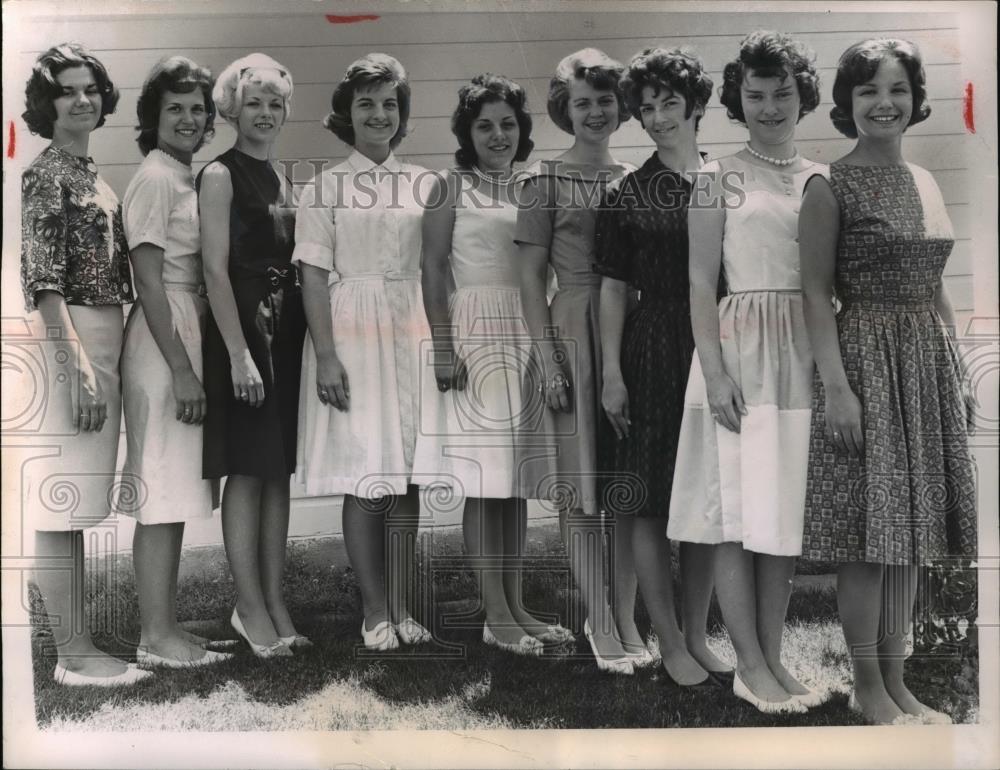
[745,142,798,167]
[471,164,513,186]
[155,146,191,168]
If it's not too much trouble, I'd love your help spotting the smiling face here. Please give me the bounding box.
[470,100,520,172]
[741,69,801,148]
[156,89,208,164]
[238,82,285,144]
[639,85,699,152]
[566,78,620,144]
[51,66,102,140]
[851,56,913,141]
[350,81,400,151]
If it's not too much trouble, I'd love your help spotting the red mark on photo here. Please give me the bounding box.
[963,82,975,134]
[325,14,379,24]
[6,122,15,159]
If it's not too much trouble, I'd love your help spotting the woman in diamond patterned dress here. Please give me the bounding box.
[799,38,976,725]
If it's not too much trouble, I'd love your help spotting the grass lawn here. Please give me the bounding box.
[29,527,979,730]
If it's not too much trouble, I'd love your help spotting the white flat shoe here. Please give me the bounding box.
[53,662,153,687]
[791,686,826,708]
[535,624,575,644]
[847,691,924,725]
[583,619,634,676]
[483,623,543,657]
[734,672,806,714]
[279,634,314,650]
[137,646,233,669]
[231,609,292,658]
[395,617,432,645]
[362,619,399,651]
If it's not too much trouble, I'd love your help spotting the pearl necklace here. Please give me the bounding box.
[744,142,798,167]
[471,164,514,187]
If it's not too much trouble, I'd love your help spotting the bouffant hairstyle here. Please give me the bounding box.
[719,30,821,124]
[830,38,931,139]
[323,53,410,148]
[135,56,216,156]
[547,48,630,135]
[213,53,294,127]
[22,43,119,139]
[621,47,714,130]
[451,74,534,169]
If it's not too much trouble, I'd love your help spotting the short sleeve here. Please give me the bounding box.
[292,173,336,272]
[20,165,68,310]
[514,174,554,249]
[593,176,633,282]
[122,168,172,251]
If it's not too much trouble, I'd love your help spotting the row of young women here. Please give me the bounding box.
[20,31,975,726]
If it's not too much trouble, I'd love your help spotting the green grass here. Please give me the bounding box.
[29,528,979,730]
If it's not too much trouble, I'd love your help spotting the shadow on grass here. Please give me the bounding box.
[29,528,979,729]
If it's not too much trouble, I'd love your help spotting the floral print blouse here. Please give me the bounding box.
[20,145,133,312]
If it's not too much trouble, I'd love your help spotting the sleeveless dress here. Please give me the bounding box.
[593,153,696,518]
[199,147,306,480]
[121,149,212,523]
[802,163,977,565]
[293,151,440,498]
[514,159,630,515]
[668,155,823,555]
[413,174,527,499]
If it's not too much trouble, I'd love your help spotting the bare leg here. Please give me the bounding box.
[258,477,296,637]
[342,493,388,629]
[633,521,707,684]
[465,497,529,645]
[165,530,207,645]
[879,565,939,717]
[679,541,730,672]
[837,561,905,723]
[714,542,790,702]
[562,508,626,659]
[386,486,422,625]
[221,474,280,644]
[34,530,128,676]
[756,553,809,695]
[134,521,206,661]
[501,498,563,638]
[611,514,644,652]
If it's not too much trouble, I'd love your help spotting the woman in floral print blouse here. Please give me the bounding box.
[20,43,149,687]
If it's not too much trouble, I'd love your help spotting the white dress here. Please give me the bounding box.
[413,174,528,499]
[293,151,439,498]
[120,149,212,524]
[667,155,824,556]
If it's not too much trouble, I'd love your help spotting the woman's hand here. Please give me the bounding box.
[231,348,265,408]
[602,372,629,439]
[542,351,572,414]
[433,346,468,393]
[316,352,350,411]
[824,385,864,456]
[705,371,746,433]
[172,367,207,424]
[73,355,107,433]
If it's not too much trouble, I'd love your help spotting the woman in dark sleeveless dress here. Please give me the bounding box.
[199,54,308,657]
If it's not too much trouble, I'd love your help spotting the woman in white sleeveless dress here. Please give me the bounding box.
[414,75,573,654]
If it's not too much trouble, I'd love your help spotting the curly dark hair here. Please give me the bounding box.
[719,30,820,125]
[22,43,119,139]
[323,53,410,149]
[135,56,216,156]
[451,74,534,169]
[547,48,629,135]
[830,38,931,139]
[621,47,713,130]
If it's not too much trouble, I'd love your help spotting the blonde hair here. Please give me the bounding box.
[213,53,293,126]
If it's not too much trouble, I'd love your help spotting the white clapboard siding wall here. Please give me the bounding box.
[4,4,979,541]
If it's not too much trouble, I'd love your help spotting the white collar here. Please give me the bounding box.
[346,149,401,174]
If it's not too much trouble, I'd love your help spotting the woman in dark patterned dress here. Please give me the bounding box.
[800,38,976,725]
[595,48,725,688]
[199,54,308,657]
[20,44,149,686]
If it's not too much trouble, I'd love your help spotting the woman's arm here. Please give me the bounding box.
[421,172,465,391]
[35,291,106,432]
[299,263,349,410]
[130,244,205,423]
[519,241,569,412]
[800,175,863,456]
[688,191,745,433]
[199,162,265,407]
[599,277,629,438]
